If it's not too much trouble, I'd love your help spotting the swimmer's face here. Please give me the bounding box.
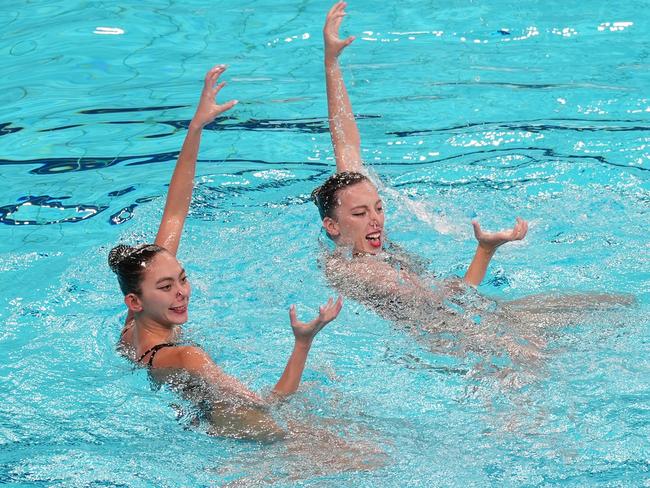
[323,180,385,254]
[126,251,191,326]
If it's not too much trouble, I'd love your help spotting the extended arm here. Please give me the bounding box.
[272,296,343,396]
[162,347,282,442]
[151,297,342,441]
[324,2,362,173]
[175,297,342,400]
[154,65,238,256]
[463,218,528,287]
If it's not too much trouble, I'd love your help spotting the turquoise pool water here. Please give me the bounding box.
[1,1,649,486]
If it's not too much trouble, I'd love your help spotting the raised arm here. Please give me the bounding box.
[154,65,238,256]
[463,218,528,287]
[324,2,362,173]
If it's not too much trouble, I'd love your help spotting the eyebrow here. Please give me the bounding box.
[155,269,186,285]
[350,200,382,210]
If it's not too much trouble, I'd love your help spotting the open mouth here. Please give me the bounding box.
[366,231,382,248]
[169,305,187,314]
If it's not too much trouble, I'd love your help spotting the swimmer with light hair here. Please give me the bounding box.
[110,65,343,442]
[313,3,632,366]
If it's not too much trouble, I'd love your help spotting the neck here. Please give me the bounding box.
[333,242,378,258]
[352,247,381,258]
[133,314,178,346]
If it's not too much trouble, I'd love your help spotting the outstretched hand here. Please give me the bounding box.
[190,65,238,129]
[289,296,343,345]
[324,2,355,59]
[472,217,528,252]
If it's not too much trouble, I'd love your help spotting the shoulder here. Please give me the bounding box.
[151,345,215,372]
[343,254,394,280]
[324,252,360,286]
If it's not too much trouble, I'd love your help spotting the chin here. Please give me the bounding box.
[167,314,188,325]
[357,244,379,255]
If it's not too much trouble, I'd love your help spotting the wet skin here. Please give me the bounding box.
[129,251,191,326]
[324,180,385,255]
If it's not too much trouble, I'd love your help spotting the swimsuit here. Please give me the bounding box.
[137,343,177,367]
[119,321,178,368]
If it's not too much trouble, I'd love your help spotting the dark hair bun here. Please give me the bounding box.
[108,244,135,273]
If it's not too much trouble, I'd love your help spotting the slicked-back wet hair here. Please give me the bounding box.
[108,243,166,295]
[311,171,371,220]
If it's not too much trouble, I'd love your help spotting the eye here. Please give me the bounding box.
[159,284,172,291]
[377,205,383,213]
[181,275,188,283]
[352,211,366,216]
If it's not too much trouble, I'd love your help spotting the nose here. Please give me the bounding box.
[369,209,380,226]
[177,284,187,298]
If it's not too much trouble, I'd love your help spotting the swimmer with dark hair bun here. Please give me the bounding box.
[110,65,343,442]
[313,3,633,367]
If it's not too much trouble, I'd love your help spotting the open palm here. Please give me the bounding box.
[289,296,343,344]
[472,217,528,250]
[192,65,238,129]
[324,2,355,59]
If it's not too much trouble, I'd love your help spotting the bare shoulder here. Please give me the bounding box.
[324,252,364,286]
[342,254,395,280]
[152,345,215,371]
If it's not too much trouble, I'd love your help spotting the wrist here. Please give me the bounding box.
[324,53,340,65]
[477,242,498,255]
[188,119,205,133]
[293,338,312,352]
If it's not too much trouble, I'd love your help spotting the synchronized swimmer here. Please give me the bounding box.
[313,2,541,363]
[110,65,342,442]
[109,2,633,445]
[311,2,632,365]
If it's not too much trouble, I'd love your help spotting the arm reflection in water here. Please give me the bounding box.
[313,3,634,372]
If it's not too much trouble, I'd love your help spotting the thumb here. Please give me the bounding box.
[289,304,297,327]
[344,35,355,46]
[219,99,239,112]
[471,220,481,238]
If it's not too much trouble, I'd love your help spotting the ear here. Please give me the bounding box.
[124,293,143,313]
[322,217,340,239]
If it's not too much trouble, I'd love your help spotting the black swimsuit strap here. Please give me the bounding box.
[120,319,135,338]
[137,342,176,367]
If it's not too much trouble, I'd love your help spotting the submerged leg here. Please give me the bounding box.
[503,292,635,313]
[494,292,635,332]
